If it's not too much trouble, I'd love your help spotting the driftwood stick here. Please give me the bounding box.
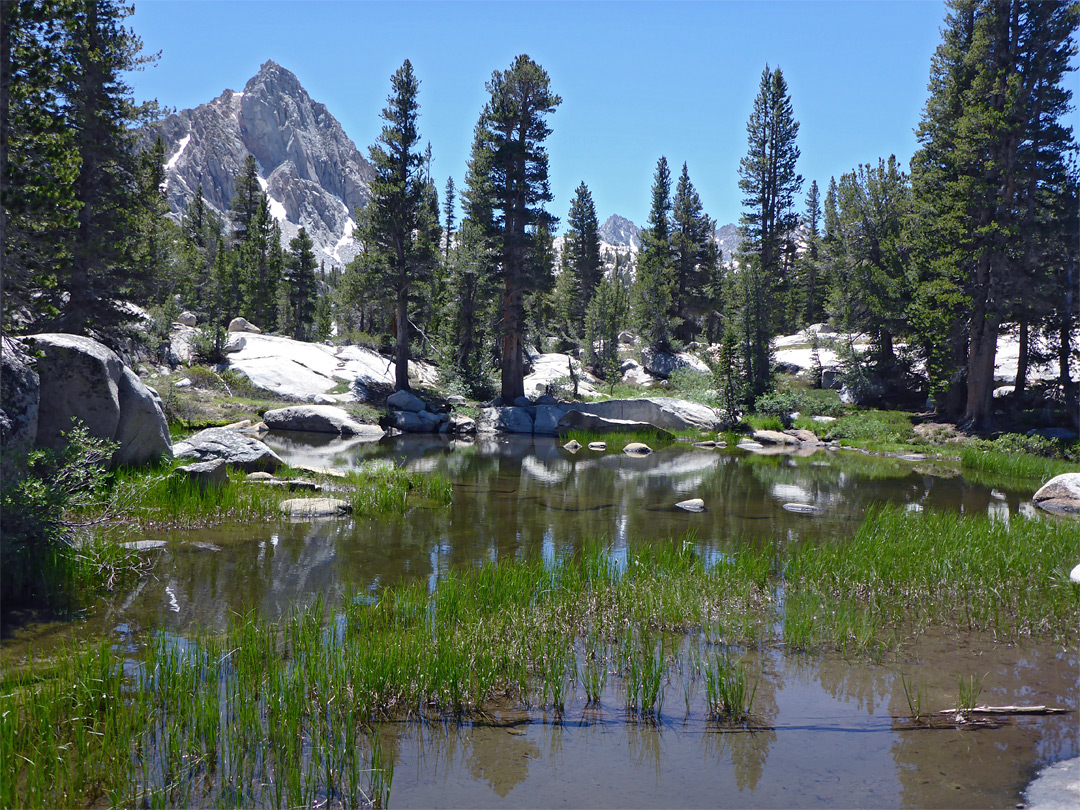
[936,705,1069,716]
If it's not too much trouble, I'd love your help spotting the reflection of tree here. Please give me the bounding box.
[802,654,893,716]
[626,719,663,782]
[703,726,777,792]
[464,727,540,797]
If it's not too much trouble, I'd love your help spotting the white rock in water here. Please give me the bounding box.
[1032,473,1080,515]
[587,441,607,451]
[1070,563,1080,584]
[676,498,706,512]
[783,503,823,515]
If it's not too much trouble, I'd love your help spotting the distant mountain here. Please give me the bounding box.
[144,60,374,269]
[714,221,742,262]
[598,214,642,251]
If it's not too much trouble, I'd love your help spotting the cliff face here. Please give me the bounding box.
[146,60,373,269]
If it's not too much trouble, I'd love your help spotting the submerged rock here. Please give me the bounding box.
[623,442,653,456]
[587,441,607,451]
[280,497,352,518]
[676,498,706,512]
[782,503,823,515]
[1032,473,1080,515]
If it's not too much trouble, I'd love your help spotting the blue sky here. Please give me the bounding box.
[127,0,948,230]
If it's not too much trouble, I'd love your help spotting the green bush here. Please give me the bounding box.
[0,423,139,609]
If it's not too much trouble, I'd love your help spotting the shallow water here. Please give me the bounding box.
[3,434,1076,807]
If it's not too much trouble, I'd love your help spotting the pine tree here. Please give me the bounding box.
[464,55,561,401]
[798,180,825,327]
[1,0,80,332]
[633,156,674,352]
[669,162,717,343]
[736,65,802,396]
[910,0,1078,427]
[354,59,440,390]
[442,176,456,264]
[52,0,158,335]
[562,181,602,335]
[239,196,282,330]
[230,155,262,247]
[282,227,317,340]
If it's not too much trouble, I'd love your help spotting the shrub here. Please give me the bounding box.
[1,423,139,609]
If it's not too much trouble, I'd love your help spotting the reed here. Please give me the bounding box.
[959,446,1078,485]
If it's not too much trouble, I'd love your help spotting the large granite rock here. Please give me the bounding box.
[556,409,674,440]
[23,333,172,467]
[387,389,427,413]
[533,403,569,436]
[641,349,709,378]
[1032,473,1080,515]
[567,398,723,432]
[263,405,383,438]
[173,427,283,472]
[1,336,39,456]
[482,406,535,434]
[753,430,800,446]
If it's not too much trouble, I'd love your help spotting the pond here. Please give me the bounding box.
[3,434,1076,808]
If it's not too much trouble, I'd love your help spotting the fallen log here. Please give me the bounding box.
[936,705,1069,716]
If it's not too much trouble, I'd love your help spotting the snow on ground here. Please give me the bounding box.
[331,218,356,264]
[255,176,288,222]
[165,134,191,172]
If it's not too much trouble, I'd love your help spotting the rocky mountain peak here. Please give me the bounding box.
[598,214,642,251]
[145,61,373,269]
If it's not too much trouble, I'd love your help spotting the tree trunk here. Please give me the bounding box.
[964,303,999,430]
[1014,318,1028,395]
[394,286,409,391]
[500,278,525,402]
[1060,262,1078,430]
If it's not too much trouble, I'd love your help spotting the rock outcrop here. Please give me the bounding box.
[21,334,172,467]
[641,349,709,379]
[173,427,283,472]
[143,60,374,269]
[1032,473,1080,515]
[0,336,39,456]
[555,410,674,440]
[263,405,383,438]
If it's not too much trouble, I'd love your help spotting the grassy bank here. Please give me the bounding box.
[4,505,1076,807]
[76,462,453,531]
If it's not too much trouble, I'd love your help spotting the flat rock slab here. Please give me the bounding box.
[693,440,716,448]
[587,441,607,451]
[787,429,821,445]
[121,540,167,551]
[173,458,228,491]
[676,498,706,512]
[292,464,347,478]
[737,441,765,451]
[247,478,322,492]
[623,442,653,456]
[556,409,675,440]
[280,498,352,518]
[754,430,800,445]
[1033,473,1080,515]
[263,405,383,438]
[783,503,823,515]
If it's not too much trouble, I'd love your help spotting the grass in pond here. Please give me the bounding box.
[702,653,757,724]
[784,504,1080,647]
[563,428,672,451]
[808,409,915,448]
[959,446,1079,486]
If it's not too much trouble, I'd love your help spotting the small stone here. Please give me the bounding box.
[222,419,253,431]
[737,441,764,451]
[176,311,197,327]
[173,377,192,389]
[676,498,706,512]
[587,441,607,451]
[1069,563,1080,584]
[623,442,653,456]
[562,439,582,452]
[783,503,823,515]
[292,464,347,478]
[228,316,261,333]
[447,395,467,406]
[279,498,352,518]
[693,440,716,448]
[246,471,274,481]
